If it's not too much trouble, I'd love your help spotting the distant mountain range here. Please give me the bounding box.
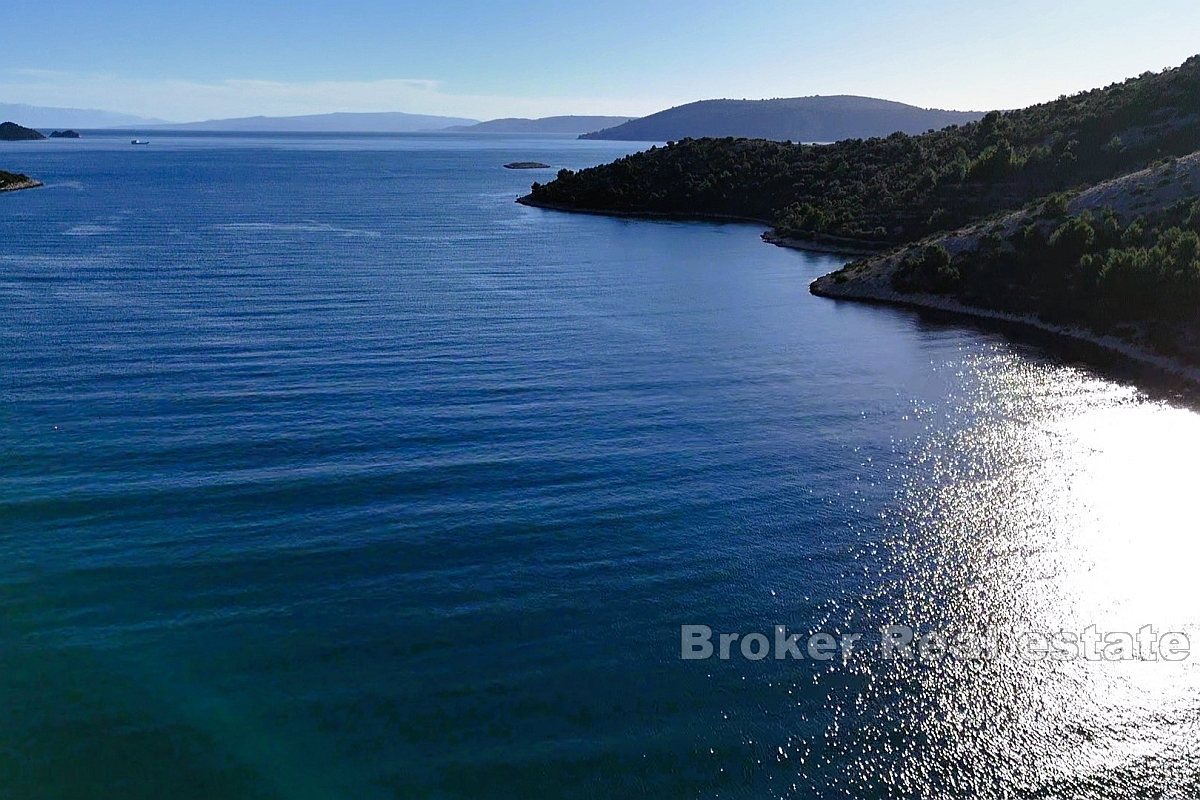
[0,107,628,134]
[149,111,478,132]
[580,96,985,142]
[0,103,168,128]
[445,115,635,134]
[1,97,984,139]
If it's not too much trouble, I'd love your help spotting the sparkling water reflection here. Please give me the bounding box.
[800,354,1200,798]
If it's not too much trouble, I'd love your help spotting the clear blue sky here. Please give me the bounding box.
[3,0,1199,121]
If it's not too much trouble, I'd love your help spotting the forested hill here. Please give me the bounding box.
[524,56,1200,250]
[579,96,982,142]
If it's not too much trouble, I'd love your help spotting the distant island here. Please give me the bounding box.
[0,121,46,141]
[504,162,551,170]
[579,96,983,142]
[447,116,635,135]
[49,130,81,139]
[523,54,1200,375]
[148,111,478,133]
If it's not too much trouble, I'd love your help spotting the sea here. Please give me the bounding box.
[1,131,1198,799]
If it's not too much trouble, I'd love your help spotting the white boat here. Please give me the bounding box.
[130,139,149,145]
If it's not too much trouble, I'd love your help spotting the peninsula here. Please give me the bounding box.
[522,54,1200,377]
[521,57,1200,251]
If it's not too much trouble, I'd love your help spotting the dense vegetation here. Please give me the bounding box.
[893,194,1200,352]
[579,96,981,143]
[526,56,1200,248]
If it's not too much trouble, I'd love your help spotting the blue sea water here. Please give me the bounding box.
[2,132,1198,799]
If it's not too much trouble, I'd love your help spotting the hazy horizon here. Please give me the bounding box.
[3,0,1199,123]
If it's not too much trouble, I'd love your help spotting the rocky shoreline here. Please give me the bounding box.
[811,273,1200,388]
[521,198,1200,385]
[810,252,1200,387]
[521,160,1200,387]
[807,153,1200,387]
[0,178,43,193]
[761,230,886,257]
[516,196,770,226]
[517,195,893,256]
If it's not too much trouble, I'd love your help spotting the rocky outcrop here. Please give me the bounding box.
[0,170,43,192]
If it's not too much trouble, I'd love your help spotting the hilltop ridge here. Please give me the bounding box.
[580,96,983,142]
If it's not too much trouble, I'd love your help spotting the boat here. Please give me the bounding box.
[130,139,149,145]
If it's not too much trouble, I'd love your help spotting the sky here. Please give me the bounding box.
[3,0,1199,122]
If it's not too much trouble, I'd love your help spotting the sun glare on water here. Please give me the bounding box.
[928,361,1197,790]
[806,352,1200,796]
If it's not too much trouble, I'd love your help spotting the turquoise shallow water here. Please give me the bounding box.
[1,132,1198,798]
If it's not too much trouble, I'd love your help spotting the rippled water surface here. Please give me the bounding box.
[2,133,1198,798]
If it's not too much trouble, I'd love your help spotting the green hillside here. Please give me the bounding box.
[523,56,1200,250]
[812,153,1200,363]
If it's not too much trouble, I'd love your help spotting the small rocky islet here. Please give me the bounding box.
[0,169,42,192]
